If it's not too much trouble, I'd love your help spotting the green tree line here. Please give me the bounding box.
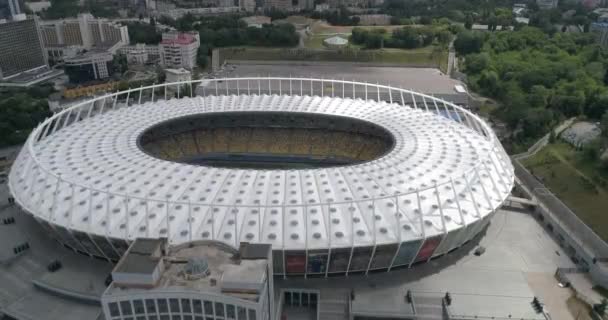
[458,27,608,148]
[0,86,53,147]
[351,26,452,49]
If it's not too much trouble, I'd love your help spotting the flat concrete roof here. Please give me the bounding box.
[107,242,268,301]
[221,63,467,97]
[239,243,271,260]
[114,238,163,274]
[114,254,158,274]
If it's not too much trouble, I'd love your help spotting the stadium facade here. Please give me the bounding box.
[9,78,514,278]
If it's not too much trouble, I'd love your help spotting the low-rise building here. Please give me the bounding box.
[315,3,330,11]
[165,68,191,83]
[102,239,274,320]
[119,43,162,64]
[240,16,271,28]
[160,31,200,70]
[160,6,240,19]
[354,14,391,26]
[239,0,256,12]
[537,0,558,9]
[591,22,608,47]
[64,50,114,83]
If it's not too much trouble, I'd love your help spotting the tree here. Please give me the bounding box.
[465,14,474,30]
[602,111,608,137]
[583,138,602,161]
[392,27,421,49]
[177,13,196,31]
[0,88,52,147]
[528,85,551,109]
[197,46,209,69]
[112,54,128,75]
[127,22,162,44]
[87,0,119,18]
[464,53,489,74]
[437,31,453,48]
[454,31,485,55]
[549,127,556,143]
[585,94,608,119]
[478,70,500,96]
[43,0,80,19]
[364,33,383,49]
[550,94,584,117]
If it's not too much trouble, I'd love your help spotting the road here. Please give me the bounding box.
[446,40,455,76]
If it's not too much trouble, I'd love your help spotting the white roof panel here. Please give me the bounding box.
[10,90,514,251]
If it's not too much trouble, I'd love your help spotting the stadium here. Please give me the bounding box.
[8,77,514,277]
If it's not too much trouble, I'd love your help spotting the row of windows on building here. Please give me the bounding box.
[108,298,257,320]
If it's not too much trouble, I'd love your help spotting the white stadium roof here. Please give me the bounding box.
[9,78,514,252]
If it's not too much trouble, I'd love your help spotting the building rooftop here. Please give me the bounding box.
[161,33,197,45]
[108,240,269,301]
[240,16,271,26]
[113,238,164,274]
[0,66,63,88]
[165,68,191,75]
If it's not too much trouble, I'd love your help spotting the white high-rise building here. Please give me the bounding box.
[8,0,21,17]
[0,16,48,80]
[39,14,130,62]
[160,31,200,70]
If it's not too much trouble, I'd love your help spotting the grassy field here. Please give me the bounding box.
[221,46,447,69]
[303,35,331,49]
[522,142,608,241]
[301,21,449,72]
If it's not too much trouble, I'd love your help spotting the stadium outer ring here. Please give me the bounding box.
[9,77,514,277]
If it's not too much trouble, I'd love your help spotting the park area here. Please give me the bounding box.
[300,20,449,71]
[522,142,608,241]
[218,18,449,72]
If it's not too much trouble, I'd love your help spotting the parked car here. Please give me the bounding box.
[474,246,486,256]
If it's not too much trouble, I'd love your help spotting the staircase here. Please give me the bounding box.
[318,289,349,320]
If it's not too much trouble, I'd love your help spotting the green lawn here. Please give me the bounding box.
[303,35,329,49]
[221,46,447,69]
[522,142,608,241]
